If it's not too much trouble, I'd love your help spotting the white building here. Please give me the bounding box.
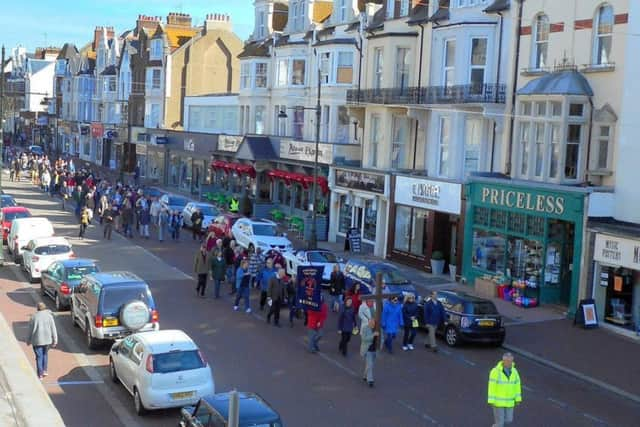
[24,58,55,113]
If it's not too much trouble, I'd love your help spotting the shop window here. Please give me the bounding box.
[394,206,412,253]
[473,207,489,227]
[490,209,507,229]
[338,194,352,234]
[545,242,561,286]
[526,215,545,237]
[507,212,526,234]
[410,209,428,256]
[394,206,428,256]
[507,238,543,284]
[472,230,506,273]
[363,199,377,242]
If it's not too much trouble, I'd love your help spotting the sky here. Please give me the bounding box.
[0,0,254,53]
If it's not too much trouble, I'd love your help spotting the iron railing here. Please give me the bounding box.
[347,83,506,105]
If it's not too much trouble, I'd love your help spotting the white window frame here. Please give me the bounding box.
[257,10,266,39]
[255,62,268,88]
[370,114,381,168]
[276,59,289,87]
[469,37,487,92]
[151,68,161,89]
[532,14,550,69]
[391,115,409,169]
[240,63,251,89]
[593,4,614,66]
[395,47,410,89]
[319,52,331,84]
[443,39,456,88]
[255,105,266,134]
[437,116,451,177]
[336,51,354,85]
[373,48,383,89]
[150,39,163,60]
[592,124,613,171]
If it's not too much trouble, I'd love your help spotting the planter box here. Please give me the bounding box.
[475,278,497,299]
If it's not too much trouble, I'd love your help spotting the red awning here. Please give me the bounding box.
[267,170,328,194]
[211,161,255,178]
[211,160,228,170]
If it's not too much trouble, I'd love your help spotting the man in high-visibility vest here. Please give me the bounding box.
[488,352,522,427]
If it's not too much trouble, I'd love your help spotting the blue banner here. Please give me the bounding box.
[296,265,324,312]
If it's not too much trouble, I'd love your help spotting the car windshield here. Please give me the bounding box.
[252,224,277,236]
[153,350,205,374]
[465,301,499,315]
[34,245,71,255]
[4,211,30,221]
[308,251,338,263]
[101,286,152,314]
[169,197,188,206]
[381,269,408,284]
[66,265,98,281]
[197,206,216,216]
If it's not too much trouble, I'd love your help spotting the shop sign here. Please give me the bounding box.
[154,136,168,145]
[80,126,90,136]
[280,139,333,164]
[90,122,104,138]
[594,234,640,270]
[37,116,48,126]
[394,176,461,215]
[104,130,118,139]
[218,135,243,152]
[335,169,385,194]
[184,138,195,152]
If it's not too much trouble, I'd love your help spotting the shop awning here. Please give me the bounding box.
[211,160,256,178]
[267,169,329,194]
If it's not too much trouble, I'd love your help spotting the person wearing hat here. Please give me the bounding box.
[27,302,58,379]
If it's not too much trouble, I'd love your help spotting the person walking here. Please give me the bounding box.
[337,296,357,357]
[286,273,298,327]
[98,194,108,225]
[121,200,133,238]
[26,302,58,379]
[210,249,226,299]
[42,168,51,193]
[169,210,182,240]
[401,294,419,351]
[102,204,114,240]
[191,208,204,241]
[358,298,375,327]
[150,198,161,228]
[346,283,362,316]
[488,353,522,427]
[224,241,236,294]
[139,206,151,239]
[158,208,169,242]
[306,298,328,353]
[381,296,403,354]
[360,317,379,388]
[233,259,251,313]
[329,264,345,312]
[424,291,446,352]
[78,205,90,238]
[259,258,277,311]
[266,267,286,327]
[193,244,210,297]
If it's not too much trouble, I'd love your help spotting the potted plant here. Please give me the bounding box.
[449,255,457,281]
[430,250,445,275]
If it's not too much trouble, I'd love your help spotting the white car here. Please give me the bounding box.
[182,202,219,229]
[283,250,345,285]
[231,218,293,253]
[109,329,215,416]
[22,237,74,282]
[7,217,55,263]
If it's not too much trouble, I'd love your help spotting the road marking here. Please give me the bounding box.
[43,380,105,386]
[583,412,607,425]
[438,348,476,367]
[396,399,441,425]
[547,397,568,408]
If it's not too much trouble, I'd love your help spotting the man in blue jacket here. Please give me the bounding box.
[424,291,446,352]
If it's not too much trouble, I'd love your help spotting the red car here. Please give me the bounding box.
[1,206,32,242]
[207,213,242,239]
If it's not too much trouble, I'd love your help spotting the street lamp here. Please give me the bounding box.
[277,68,322,249]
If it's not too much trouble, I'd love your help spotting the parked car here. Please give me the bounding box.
[28,145,44,156]
[0,194,17,208]
[231,218,293,253]
[283,249,345,285]
[70,271,159,349]
[7,217,55,263]
[180,392,283,427]
[1,206,31,242]
[417,290,506,347]
[41,259,100,311]
[159,194,190,213]
[109,329,214,416]
[207,213,242,240]
[22,236,74,283]
[182,203,219,229]
[343,259,418,299]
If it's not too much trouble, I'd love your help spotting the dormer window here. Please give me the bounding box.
[289,0,307,33]
[336,0,349,22]
[386,0,410,19]
[257,11,266,39]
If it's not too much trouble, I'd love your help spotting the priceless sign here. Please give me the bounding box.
[296,265,324,312]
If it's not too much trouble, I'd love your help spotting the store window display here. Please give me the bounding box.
[338,195,352,234]
[472,230,506,273]
[394,206,429,256]
[363,200,377,242]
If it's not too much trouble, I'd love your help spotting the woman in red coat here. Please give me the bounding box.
[345,283,362,314]
[306,299,328,353]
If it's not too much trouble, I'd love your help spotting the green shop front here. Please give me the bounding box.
[462,179,587,314]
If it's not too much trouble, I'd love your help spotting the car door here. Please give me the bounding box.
[42,262,59,297]
[115,336,137,392]
[22,240,35,271]
[183,204,193,226]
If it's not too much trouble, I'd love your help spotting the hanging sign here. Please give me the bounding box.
[296,265,324,312]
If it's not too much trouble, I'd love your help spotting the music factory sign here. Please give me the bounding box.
[394,176,461,215]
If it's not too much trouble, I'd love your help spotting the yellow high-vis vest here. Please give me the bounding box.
[487,361,522,408]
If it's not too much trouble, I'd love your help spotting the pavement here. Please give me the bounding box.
[0,171,639,426]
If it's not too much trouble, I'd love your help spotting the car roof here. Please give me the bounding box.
[30,236,70,246]
[59,258,97,268]
[203,392,280,423]
[88,271,146,286]
[12,217,51,225]
[134,329,196,353]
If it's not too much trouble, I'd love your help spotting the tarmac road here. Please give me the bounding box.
[1,176,638,427]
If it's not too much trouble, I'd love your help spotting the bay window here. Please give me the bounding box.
[240,63,251,89]
[374,48,383,89]
[443,39,456,88]
[395,48,410,90]
[336,52,353,84]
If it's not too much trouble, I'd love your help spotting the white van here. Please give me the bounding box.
[8,217,55,263]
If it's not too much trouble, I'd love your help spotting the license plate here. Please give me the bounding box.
[478,320,495,327]
[171,391,194,400]
[103,318,119,327]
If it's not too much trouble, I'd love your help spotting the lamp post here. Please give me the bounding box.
[278,67,322,249]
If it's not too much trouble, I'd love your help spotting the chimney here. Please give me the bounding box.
[136,14,161,34]
[166,12,193,28]
[93,26,104,50]
[204,13,232,33]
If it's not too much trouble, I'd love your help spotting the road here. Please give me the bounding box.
[1,175,638,427]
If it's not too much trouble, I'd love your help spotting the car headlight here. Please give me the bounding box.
[461,317,472,328]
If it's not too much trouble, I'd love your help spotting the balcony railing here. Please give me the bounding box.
[347,83,506,105]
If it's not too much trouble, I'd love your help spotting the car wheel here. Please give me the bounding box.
[54,293,63,312]
[134,388,147,416]
[109,358,119,384]
[445,325,459,347]
[86,322,98,350]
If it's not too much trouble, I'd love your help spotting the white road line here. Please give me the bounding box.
[396,399,441,425]
[583,412,607,425]
[547,397,569,408]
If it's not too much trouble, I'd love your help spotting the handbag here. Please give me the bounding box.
[351,326,359,335]
[412,318,420,328]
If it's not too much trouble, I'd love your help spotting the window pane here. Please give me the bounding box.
[598,139,609,169]
[520,122,530,176]
[535,102,546,116]
[391,116,409,169]
[597,35,612,65]
[438,117,450,176]
[363,200,377,241]
[409,209,428,256]
[536,15,550,42]
[292,59,305,85]
[569,103,584,117]
[534,123,545,177]
[336,52,353,84]
[277,60,288,86]
[549,124,561,178]
[471,38,487,65]
[374,49,383,89]
[599,125,610,137]
[464,119,481,175]
[551,101,562,117]
[255,63,267,88]
[445,40,456,66]
[565,124,581,179]
[521,102,532,116]
[394,206,412,253]
[470,69,484,93]
[472,230,506,273]
[508,238,543,282]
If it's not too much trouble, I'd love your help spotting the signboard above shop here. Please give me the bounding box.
[594,234,640,270]
[395,176,461,215]
[218,135,243,152]
[280,139,333,164]
[335,169,386,194]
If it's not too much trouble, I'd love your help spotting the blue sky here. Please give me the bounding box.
[0,0,254,52]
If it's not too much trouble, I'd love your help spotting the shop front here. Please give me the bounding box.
[462,178,587,314]
[590,232,640,332]
[388,175,463,275]
[329,167,390,257]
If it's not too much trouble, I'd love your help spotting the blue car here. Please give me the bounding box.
[41,259,99,311]
[343,259,419,299]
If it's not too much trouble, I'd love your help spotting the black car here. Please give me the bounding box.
[418,290,505,347]
[41,259,99,311]
[180,392,283,427]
